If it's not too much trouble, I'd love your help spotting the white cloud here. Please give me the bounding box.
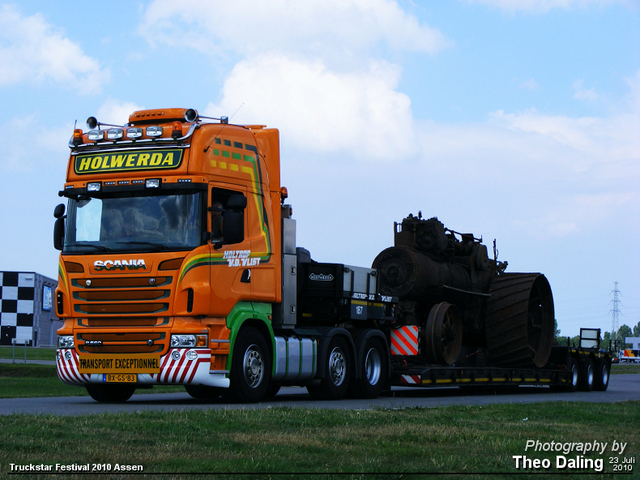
[139,0,451,64]
[96,99,145,126]
[428,101,639,236]
[0,115,70,173]
[465,0,635,12]
[572,79,598,100]
[519,79,540,90]
[138,0,449,161]
[0,4,109,94]
[625,69,640,113]
[205,55,415,160]
[488,107,640,163]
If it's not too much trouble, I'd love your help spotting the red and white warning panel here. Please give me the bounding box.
[390,326,419,356]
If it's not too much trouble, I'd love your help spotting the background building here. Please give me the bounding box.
[0,271,60,346]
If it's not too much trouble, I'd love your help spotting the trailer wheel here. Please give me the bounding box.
[86,384,135,403]
[350,337,387,399]
[228,327,271,403]
[185,385,221,399]
[578,357,594,392]
[562,357,579,392]
[308,336,351,400]
[593,358,610,391]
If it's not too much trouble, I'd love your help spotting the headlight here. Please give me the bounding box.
[58,335,74,348]
[170,334,207,348]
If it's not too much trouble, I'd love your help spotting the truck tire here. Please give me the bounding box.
[308,336,351,400]
[564,357,579,392]
[185,385,221,399]
[86,384,135,403]
[578,357,594,392]
[350,337,387,399]
[593,358,610,391]
[228,327,271,403]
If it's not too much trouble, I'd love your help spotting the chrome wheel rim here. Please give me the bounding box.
[328,347,346,386]
[243,344,264,388]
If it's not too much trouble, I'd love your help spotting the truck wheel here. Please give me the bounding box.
[309,336,351,400]
[185,385,221,399]
[563,357,579,392]
[593,358,610,391]
[578,357,594,392]
[350,337,387,399]
[86,384,135,403]
[228,327,271,403]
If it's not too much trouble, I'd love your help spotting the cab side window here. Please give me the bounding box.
[210,188,247,244]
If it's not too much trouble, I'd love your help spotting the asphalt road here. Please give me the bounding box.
[1,374,637,416]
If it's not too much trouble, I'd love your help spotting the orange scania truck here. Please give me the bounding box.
[54,107,612,403]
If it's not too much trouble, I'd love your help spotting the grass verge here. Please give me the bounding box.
[0,402,637,479]
[612,363,640,374]
[0,346,56,361]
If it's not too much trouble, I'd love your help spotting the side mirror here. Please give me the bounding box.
[53,218,65,250]
[53,204,65,250]
[54,203,65,219]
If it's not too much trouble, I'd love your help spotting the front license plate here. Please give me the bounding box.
[104,374,137,383]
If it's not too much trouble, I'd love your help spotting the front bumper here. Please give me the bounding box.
[56,348,230,388]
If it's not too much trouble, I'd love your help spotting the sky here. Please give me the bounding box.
[0,0,638,337]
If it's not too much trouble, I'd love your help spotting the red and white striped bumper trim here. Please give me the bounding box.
[56,349,91,385]
[56,349,230,388]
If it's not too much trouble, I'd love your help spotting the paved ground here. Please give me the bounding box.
[1,374,637,416]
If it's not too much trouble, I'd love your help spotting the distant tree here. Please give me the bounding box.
[602,331,619,352]
[633,321,640,338]
[554,319,561,338]
[618,324,633,348]
[566,335,580,348]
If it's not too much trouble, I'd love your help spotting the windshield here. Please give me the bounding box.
[64,191,204,253]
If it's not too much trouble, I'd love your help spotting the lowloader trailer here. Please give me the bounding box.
[53,108,612,402]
